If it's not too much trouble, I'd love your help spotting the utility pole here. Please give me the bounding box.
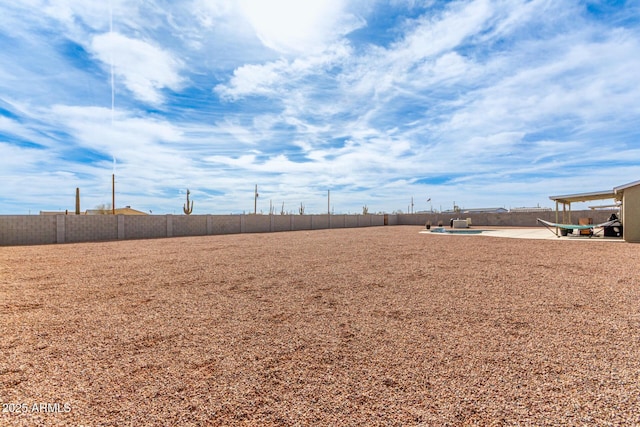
[328,190,330,215]
[411,196,414,214]
[112,174,115,215]
[75,188,80,215]
[254,184,258,214]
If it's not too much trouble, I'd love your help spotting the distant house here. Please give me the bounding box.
[442,207,508,214]
[509,207,552,213]
[85,206,148,215]
[113,207,148,215]
[463,207,508,214]
[39,211,69,215]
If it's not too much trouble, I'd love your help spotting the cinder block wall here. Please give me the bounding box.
[292,215,312,231]
[244,214,269,233]
[65,215,118,243]
[272,215,290,232]
[312,215,329,230]
[173,215,207,237]
[345,215,359,228]
[0,210,619,246]
[331,215,345,229]
[210,215,242,234]
[125,215,167,239]
[371,215,384,226]
[0,215,57,245]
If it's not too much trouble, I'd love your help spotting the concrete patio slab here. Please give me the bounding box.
[420,227,625,241]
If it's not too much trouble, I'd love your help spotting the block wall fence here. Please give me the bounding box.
[0,210,616,246]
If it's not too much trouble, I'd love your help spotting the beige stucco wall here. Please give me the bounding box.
[622,185,640,243]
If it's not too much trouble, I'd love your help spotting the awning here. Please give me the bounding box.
[549,190,620,205]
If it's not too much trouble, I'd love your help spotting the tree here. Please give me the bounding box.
[95,203,112,214]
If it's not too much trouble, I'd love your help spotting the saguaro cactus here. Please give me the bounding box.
[183,189,194,215]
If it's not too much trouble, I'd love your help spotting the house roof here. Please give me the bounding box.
[39,211,68,215]
[85,207,148,215]
[113,207,148,215]
[614,179,640,193]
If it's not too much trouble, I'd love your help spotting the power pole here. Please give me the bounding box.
[254,184,258,214]
[328,190,330,215]
[75,188,80,215]
[112,174,115,215]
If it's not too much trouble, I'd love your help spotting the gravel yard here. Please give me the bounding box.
[1,226,639,426]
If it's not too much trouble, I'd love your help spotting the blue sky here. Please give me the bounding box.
[1,0,639,214]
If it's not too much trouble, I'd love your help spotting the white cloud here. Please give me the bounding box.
[90,32,184,105]
[46,105,184,161]
[215,42,351,100]
[0,142,45,173]
[327,1,496,103]
[216,59,288,99]
[238,0,364,54]
[443,29,640,139]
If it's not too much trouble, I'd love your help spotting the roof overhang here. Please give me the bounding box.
[549,190,619,205]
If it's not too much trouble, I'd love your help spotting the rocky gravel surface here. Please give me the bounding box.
[1,226,639,426]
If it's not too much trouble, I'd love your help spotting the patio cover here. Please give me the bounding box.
[549,190,621,227]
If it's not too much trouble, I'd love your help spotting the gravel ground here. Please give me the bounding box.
[1,226,639,426]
